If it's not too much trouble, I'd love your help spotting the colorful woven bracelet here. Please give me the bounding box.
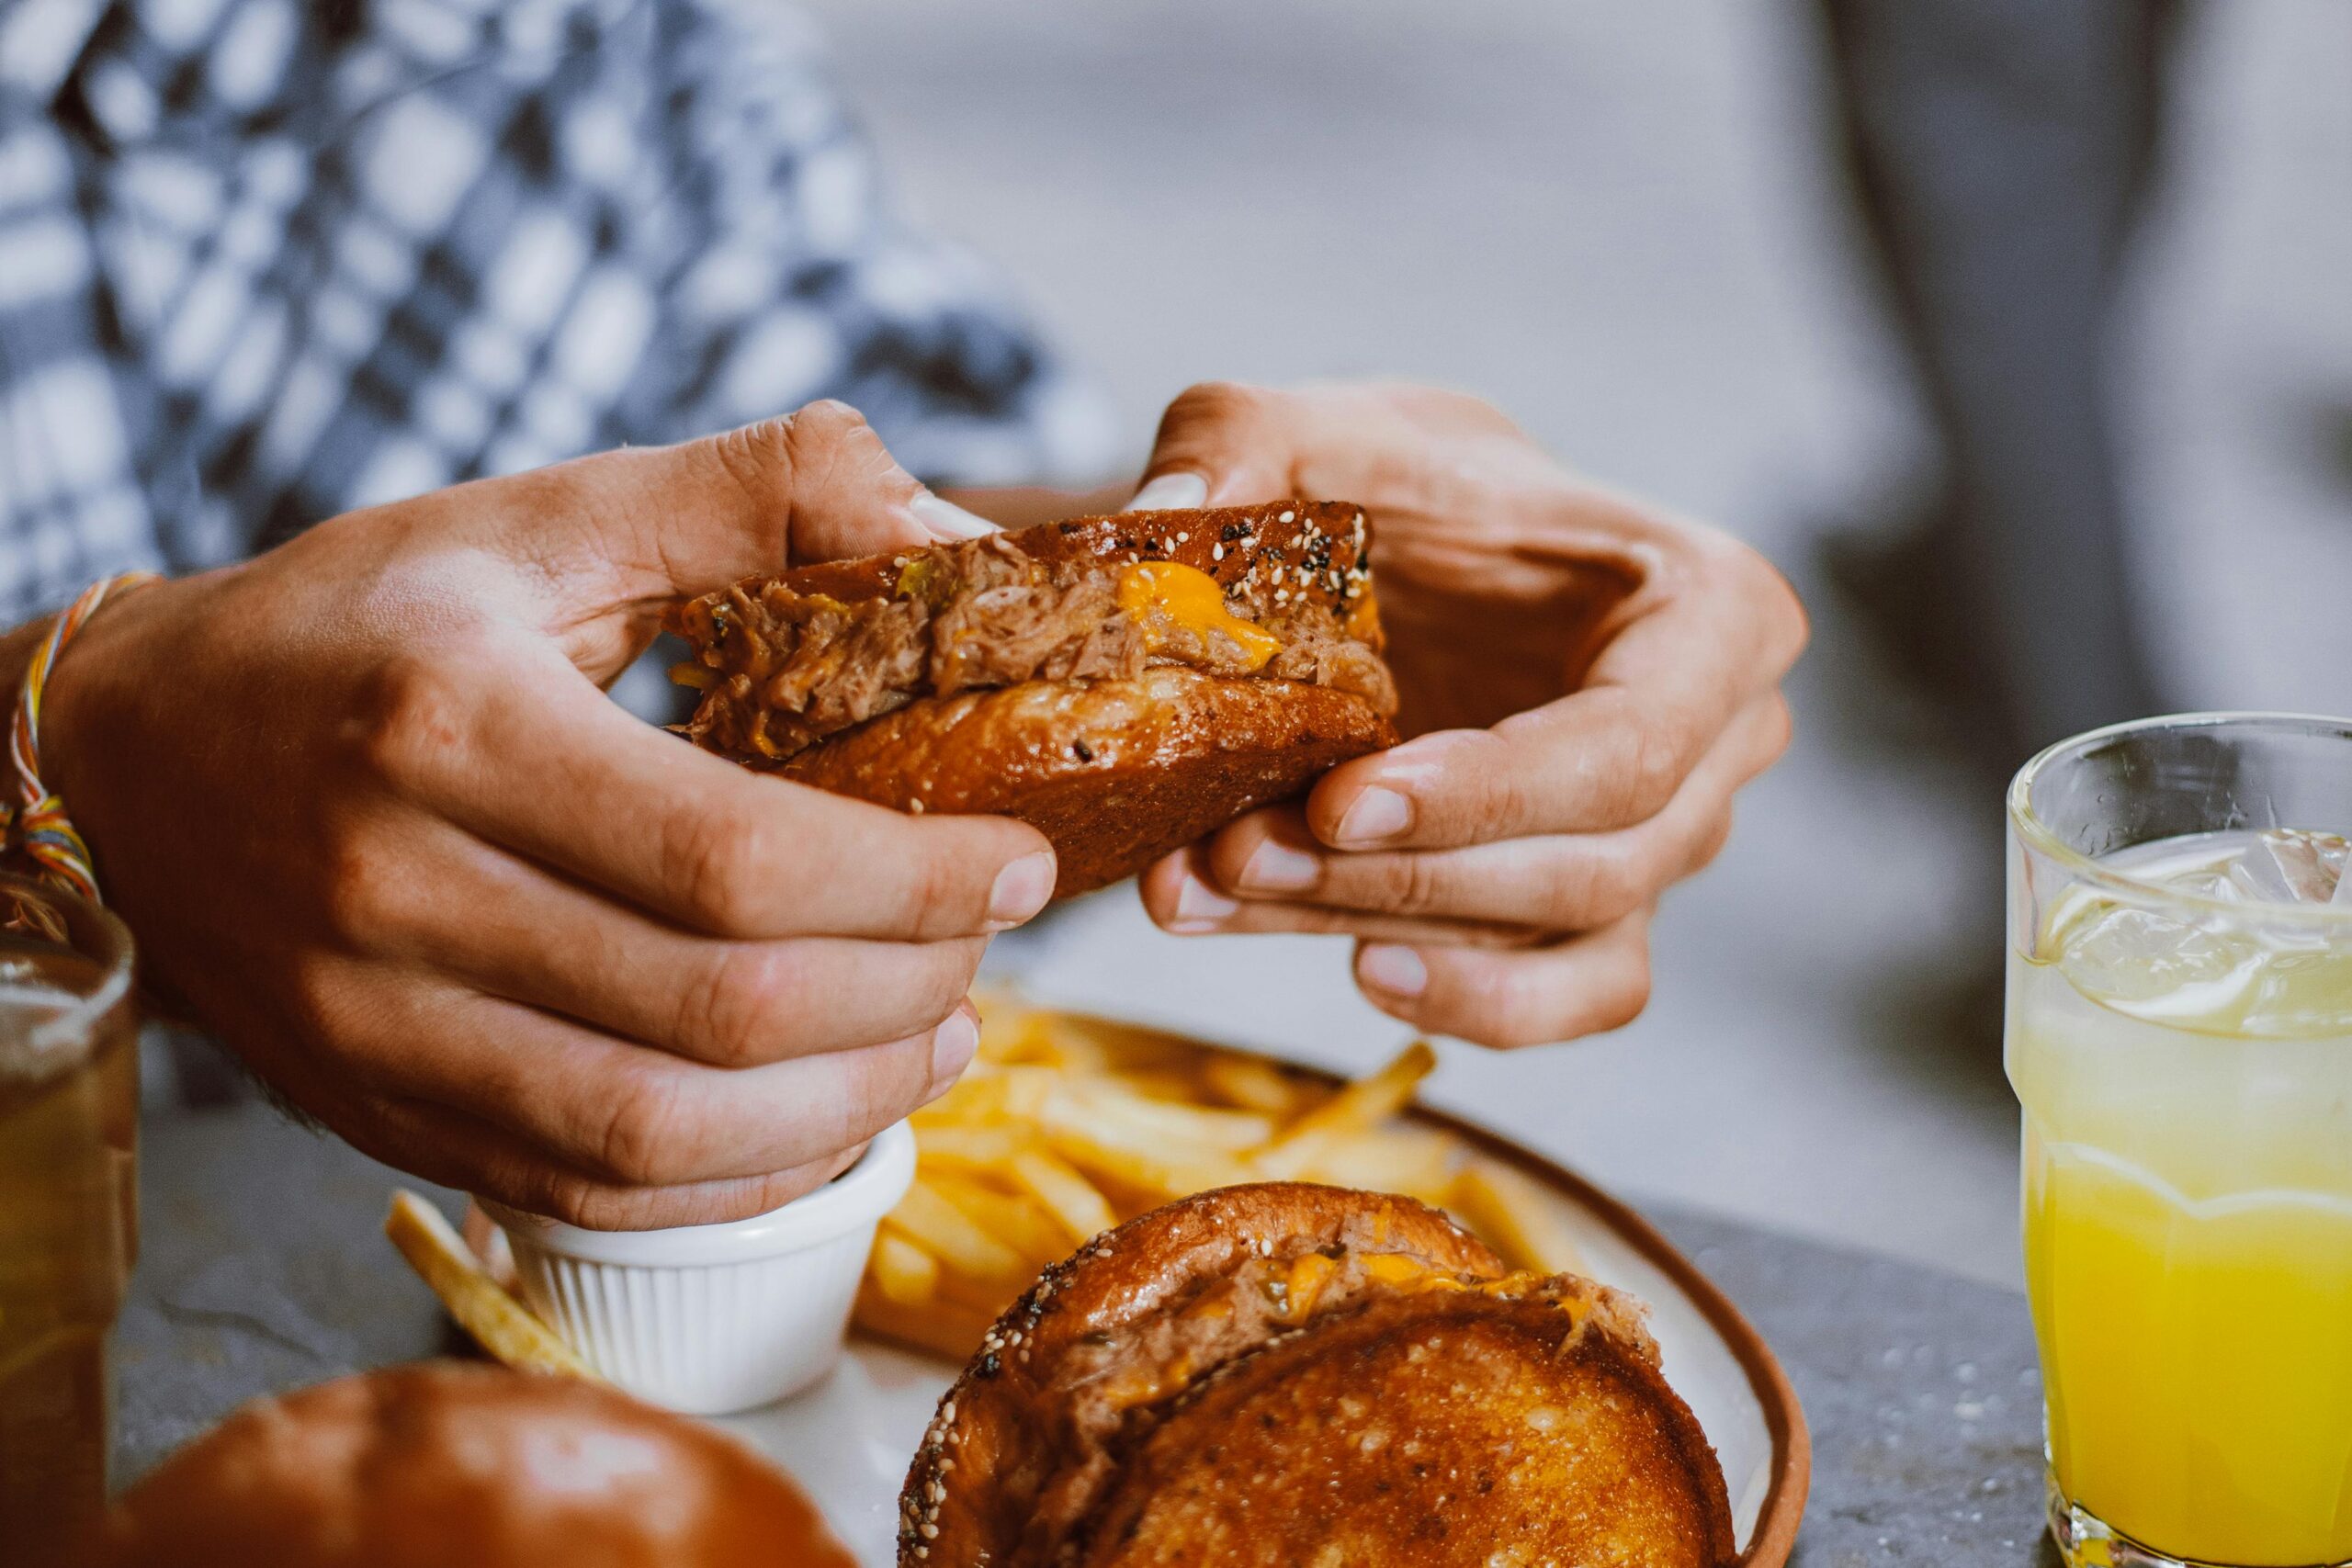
[2,571,161,904]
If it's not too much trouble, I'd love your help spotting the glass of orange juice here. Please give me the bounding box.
[2008,714,2352,1568]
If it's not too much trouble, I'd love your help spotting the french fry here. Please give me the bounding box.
[1044,1080,1274,1154]
[1199,1054,1310,1116]
[929,1175,1071,1270]
[1043,1122,1251,1206]
[868,1230,941,1307]
[1106,1067,1208,1104]
[884,1178,1032,1285]
[912,1122,1034,1170]
[1450,1156,1588,1276]
[1300,1124,1462,1207]
[385,1190,594,1379]
[915,1065,1055,1126]
[854,1284,998,1362]
[1251,1042,1437,1179]
[1008,1147,1116,1244]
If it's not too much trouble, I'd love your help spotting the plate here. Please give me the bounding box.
[722,1081,1811,1567]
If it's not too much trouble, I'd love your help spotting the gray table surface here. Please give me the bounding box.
[118,1102,2055,1567]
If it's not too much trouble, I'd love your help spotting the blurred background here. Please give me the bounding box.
[84,0,2346,1290]
[773,0,2352,1287]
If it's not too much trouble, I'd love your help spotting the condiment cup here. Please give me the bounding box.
[481,1121,915,1414]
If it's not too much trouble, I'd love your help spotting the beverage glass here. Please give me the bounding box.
[2008,714,2352,1568]
[0,875,137,1564]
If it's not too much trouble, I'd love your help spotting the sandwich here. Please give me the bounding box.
[666,503,1397,897]
[100,1361,854,1568]
[899,1182,1737,1567]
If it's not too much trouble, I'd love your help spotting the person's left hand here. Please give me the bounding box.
[1129,382,1806,1047]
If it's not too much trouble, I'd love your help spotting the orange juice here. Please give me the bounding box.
[2009,832,2352,1566]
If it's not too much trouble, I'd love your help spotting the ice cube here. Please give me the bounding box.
[2055,901,2262,1018]
[2224,829,2349,904]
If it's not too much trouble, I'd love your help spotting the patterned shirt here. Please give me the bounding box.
[0,0,1111,622]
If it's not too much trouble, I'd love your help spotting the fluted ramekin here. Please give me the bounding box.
[481,1121,915,1414]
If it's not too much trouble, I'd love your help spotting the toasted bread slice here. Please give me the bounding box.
[668,504,1397,897]
[1073,1283,1737,1568]
[900,1184,1498,1566]
[780,667,1392,895]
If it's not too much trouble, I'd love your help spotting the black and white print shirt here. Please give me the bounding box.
[0,0,1112,621]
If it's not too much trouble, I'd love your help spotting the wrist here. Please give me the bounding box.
[37,577,176,814]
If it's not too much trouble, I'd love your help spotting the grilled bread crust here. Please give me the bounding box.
[781,667,1393,896]
[899,1185,1498,1566]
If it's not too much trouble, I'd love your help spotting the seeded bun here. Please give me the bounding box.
[101,1362,854,1568]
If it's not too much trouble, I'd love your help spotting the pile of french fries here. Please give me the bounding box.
[854,994,1585,1360]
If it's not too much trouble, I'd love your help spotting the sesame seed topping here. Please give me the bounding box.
[1211,543,1224,561]
[922,1523,939,1540]
[1279,510,1295,523]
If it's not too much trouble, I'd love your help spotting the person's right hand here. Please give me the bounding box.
[40,402,1053,1228]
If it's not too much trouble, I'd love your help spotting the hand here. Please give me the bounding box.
[1133,383,1804,1047]
[42,402,1054,1227]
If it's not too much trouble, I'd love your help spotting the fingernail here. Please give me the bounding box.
[1124,471,1209,512]
[1237,838,1319,892]
[910,492,997,539]
[1358,944,1430,998]
[1333,786,1412,847]
[988,851,1057,928]
[1170,872,1238,932]
[930,1006,979,1081]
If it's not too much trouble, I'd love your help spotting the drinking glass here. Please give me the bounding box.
[2008,714,2352,1568]
[0,875,138,1564]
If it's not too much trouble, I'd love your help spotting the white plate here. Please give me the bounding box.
[721,1099,1809,1567]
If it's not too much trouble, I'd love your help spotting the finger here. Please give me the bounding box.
[1303,562,1803,849]
[369,829,988,1066]
[1138,847,1543,947]
[1200,694,1790,926]
[508,400,989,615]
[1137,380,1527,507]
[1351,909,1656,1049]
[362,1097,876,1230]
[360,635,1055,941]
[1137,382,1299,504]
[346,978,976,1190]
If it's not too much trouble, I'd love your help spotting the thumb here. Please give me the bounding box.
[1127,381,1304,509]
[535,400,996,609]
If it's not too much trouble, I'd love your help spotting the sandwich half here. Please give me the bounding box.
[666,504,1397,897]
[899,1182,1736,1568]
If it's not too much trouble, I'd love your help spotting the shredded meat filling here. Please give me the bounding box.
[677,532,1394,764]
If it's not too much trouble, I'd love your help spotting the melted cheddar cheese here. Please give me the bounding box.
[1116,561,1282,671]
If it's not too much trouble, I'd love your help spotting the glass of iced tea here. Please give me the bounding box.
[2008,714,2352,1568]
[0,874,136,1563]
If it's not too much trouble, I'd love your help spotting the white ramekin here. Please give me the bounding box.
[481,1121,915,1415]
